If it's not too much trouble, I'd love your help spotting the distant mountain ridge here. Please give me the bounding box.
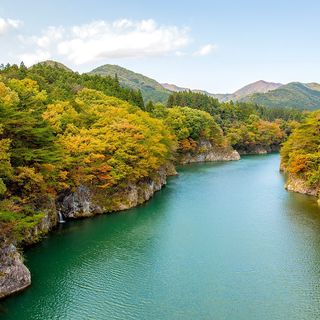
[35,61,320,110]
[88,64,170,103]
[232,80,282,100]
[162,80,320,110]
[33,60,73,72]
[246,82,320,110]
[162,80,283,102]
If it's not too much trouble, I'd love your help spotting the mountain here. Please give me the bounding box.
[88,64,170,103]
[305,82,320,91]
[245,82,320,110]
[232,80,282,100]
[38,62,319,110]
[32,60,73,72]
[163,79,320,110]
[161,80,282,102]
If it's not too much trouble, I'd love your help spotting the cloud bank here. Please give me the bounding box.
[19,19,191,65]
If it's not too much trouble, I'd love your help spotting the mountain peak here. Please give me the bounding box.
[89,64,170,103]
[232,80,283,100]
[31,60,73,72]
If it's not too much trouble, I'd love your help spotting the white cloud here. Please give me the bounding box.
[194,44,217,56]
[35,26,64,49]
[19,19,191,65]
[0,17,22,35]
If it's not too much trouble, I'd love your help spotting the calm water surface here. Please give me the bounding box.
[1,154,320,319]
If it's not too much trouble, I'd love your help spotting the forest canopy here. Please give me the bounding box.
[166,91,302,152]
[0,62,308,243]
[281,110,320,192]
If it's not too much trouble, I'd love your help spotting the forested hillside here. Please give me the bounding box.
[0,61,316,302]
[280,111,320,198]
[0,61,309,249]
[246,82,320,110]
[88,64,170,104]
[0,62,234,245]
[1,61,145,108]
[167,91,303,153]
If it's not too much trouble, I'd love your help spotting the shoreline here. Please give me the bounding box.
[1,148,295,300]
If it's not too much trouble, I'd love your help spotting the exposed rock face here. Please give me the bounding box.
[285,175,319,197]
[178,139,240,164]
[0,244,31,299]
[24,197,58,245]
[59,163,177,219]
[1,151,243,299]
[237,144,280,155]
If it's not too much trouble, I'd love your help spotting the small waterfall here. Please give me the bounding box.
[58,211,65,223]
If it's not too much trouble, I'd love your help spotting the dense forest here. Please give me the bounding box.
[0,62,310,248]
[280,110,320,197]
[0,63,229,244]
[167,91,303,153]
[0,62,145,109]
[1,61,319,306]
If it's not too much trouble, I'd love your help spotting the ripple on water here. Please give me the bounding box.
[1,154,320,320]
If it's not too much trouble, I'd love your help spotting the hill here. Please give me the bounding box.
[32,62,320,110]
[27,60,144,108]
[32,60,73,72]
[162,80,282,102]
[88,64,170,104]
[232,80,282,100]
[245,82,320,110]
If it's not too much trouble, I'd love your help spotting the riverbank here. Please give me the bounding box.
[2,154,320,320]
[284,174,320,204]
[236,144,280,155]
[0,144,240,299]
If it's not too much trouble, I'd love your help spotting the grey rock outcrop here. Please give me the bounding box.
[237,144,280,155]
[59,163,177,218]
[285,175,318,197]
[0,244,31,299]
[178,139,240,164]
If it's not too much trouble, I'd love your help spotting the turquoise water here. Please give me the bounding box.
[1,154,320,319]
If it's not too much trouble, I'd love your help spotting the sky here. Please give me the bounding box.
[0,0,320,93]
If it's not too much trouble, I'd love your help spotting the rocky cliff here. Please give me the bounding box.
[58,163,177,219]
[23,197,58,246]
[285,174,319,205]
[237,144,280,155]
[0,243,31,299]
[0,150,241,299]
[0,163,177,299]
[178,139,240,164]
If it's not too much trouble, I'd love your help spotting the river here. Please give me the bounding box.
[1,154,320,319]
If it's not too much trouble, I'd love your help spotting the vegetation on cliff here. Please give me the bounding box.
[167,91,302,153]
[0,65,173,244]
[147,103,227,155]
[0,61,309,249]
[0,63,231,245]
[280,110,320,196]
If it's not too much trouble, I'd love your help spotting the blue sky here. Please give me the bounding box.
[0,0,319,92]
